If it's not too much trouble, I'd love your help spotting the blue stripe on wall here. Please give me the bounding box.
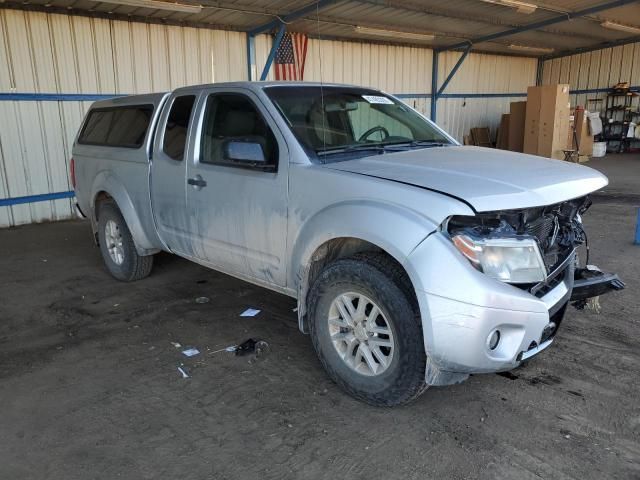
[0,93,121,101]
[1,86,637,102]
[1,84,637,207]
[0,191,75,207]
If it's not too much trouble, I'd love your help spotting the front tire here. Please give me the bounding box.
[97,201,153,282]
[308,254,427,406]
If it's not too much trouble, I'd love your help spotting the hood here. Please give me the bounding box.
[322,146,608,212]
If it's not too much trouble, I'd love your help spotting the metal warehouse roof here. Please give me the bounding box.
[2,0,639,58]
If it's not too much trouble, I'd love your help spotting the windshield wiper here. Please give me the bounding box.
[381,140,450,148]
[315,140,450,160]
[316,144,387,156]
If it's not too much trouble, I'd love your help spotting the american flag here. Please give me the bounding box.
[274,32,308,81]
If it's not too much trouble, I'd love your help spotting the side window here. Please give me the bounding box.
[79,105,153,148]
[163,95,196,161]
[200,94,278,168]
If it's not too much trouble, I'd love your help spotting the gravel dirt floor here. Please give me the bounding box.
[1,155,639,479]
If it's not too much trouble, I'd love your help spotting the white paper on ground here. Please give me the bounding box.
[182,348,200,357]
[240,308,261,317]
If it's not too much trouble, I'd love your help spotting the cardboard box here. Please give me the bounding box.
[496,114,510,149]
[523,84,571,160]
[508,101,526,152]
[572,107,593,156]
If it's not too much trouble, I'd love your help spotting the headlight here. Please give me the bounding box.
[452,234,547,283]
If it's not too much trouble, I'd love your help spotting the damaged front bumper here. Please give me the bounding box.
[405,233,624,387]
[570,266,625,308]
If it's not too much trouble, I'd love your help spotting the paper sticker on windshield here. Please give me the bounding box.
[362,95,394,105]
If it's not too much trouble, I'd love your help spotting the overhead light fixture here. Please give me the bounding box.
[508,44,554,53]
[99,0,203,14]
[601,20,640,35]
[354,26,435,41]
[480,0,537,14]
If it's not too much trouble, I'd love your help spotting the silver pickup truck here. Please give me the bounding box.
[72,81,623,406]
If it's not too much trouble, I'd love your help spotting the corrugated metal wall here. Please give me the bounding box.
[0,9,247,227]
[541,42,640,111]
[437,51,535,141]
[0,8,536,227]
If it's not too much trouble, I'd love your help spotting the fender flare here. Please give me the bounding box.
[290,199,438,330]
[90,171,158,255]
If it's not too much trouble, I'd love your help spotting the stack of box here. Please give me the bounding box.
[523,84,571,160]
[495,85,594,161]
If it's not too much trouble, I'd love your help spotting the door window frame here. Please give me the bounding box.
[191,88,286,173]
[157,91,201,162]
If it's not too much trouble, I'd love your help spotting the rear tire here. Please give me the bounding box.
[97,201,153,282]
[308,253,427,406]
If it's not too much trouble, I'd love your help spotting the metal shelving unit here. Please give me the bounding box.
[602,89,640,153]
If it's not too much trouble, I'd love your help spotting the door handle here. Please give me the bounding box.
[187,175,207,189]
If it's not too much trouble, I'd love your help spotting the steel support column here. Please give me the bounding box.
[437,46,472,97]
[536,58,544,86]
[430,51,438,121]
[246,34,256,81]
[431,45,471,122]
[260,23,286,81]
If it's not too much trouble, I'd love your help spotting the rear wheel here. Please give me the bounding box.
[308,253,427,406]
[97,201,153,282]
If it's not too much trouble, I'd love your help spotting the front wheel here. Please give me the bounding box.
[97,201,153,282]
[307,254,427,406]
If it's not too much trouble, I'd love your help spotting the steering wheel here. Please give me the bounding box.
[358,126,390,142]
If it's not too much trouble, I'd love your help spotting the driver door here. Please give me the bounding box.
[186,88,289,287]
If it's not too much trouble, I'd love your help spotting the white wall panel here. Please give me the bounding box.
[541,42,640,112]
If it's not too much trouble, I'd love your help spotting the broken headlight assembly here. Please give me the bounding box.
[451,233,547,284]
[446,198,595,285]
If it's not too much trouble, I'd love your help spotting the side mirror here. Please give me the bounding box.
[223,139,267,165]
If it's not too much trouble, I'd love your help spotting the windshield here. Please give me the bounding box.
[264,86,453,161]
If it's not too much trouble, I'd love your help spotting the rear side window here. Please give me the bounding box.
[79,104,153,148]
[163,95,196,160]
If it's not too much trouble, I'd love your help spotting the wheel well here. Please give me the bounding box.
[94,191,113,219]
[298,237,418,332]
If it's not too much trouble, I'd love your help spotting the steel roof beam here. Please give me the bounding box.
[541,34,640,60]
[437,0,640,52]
[247,0,339,36]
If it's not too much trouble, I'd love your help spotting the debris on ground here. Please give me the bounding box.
[235,338,269,357]
[585,296,602,314]
[177,366,190,378]
[171,342,182,349]
[195,296,210,304]
[209,345,238,354]
[240,308,260,317]
[182,348,200,357]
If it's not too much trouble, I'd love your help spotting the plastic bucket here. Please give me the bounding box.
[593,142,607,158]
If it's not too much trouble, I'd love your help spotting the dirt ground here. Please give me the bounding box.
[1,155,639,479]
